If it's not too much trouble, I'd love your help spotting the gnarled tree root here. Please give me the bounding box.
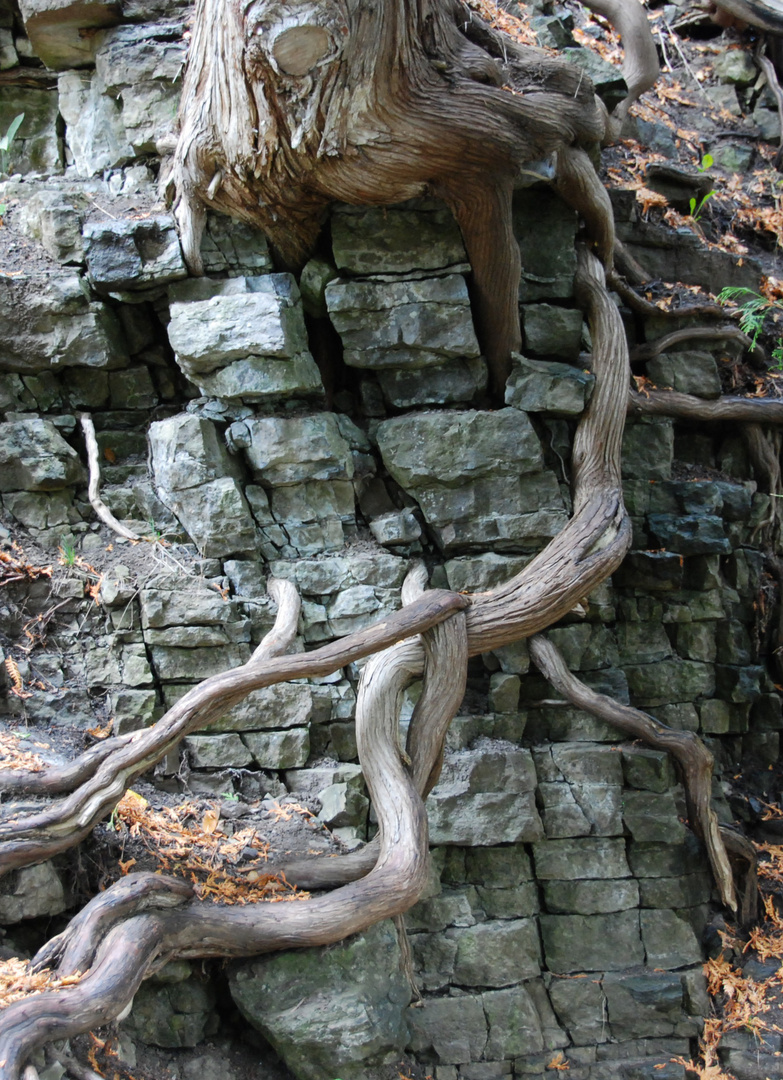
[0,582,467,1080]
[630,325,757,364]
[528,634,738,912]
[628,388,783,423]
[0,248,632,883]
[0,248,635,1074]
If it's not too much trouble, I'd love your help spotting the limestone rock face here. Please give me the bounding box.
[0,418,84,491]
[0,861,66,923]
[167,276,321,401]
[505,354,594,415]
[0,271,128,374]
[0,88,61,173]
[123,973,217,1049]
[84,215,186,293]
[229,920,411,1080]
[94,21,185,154]
[58,71,134,176]
[326,274,480,369]
[18,189,85,264]
[377,409,567,551]
[168,276,309,374]
[148,413,256,557]
[17,0,120,68]
[331,200,467,274]
[427,743,544,845]
[230,413,354,486]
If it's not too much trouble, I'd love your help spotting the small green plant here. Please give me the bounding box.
[0,113,24,175]
[689,153,716,222]
[58,540,77,567]
[719,286,783,370]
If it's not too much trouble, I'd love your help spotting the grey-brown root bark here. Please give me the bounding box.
[713,0,783,33]
[628,388,783,424]
[0,596,467,1080]
[528,634,738,912]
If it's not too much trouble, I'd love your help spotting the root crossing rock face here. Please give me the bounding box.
[4,0,779,1075]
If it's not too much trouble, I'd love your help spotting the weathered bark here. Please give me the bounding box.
[581,0,660,135]
[628,388,783,423]
[0,584,467,875]
[0,1,767,1069]
[0,245,644,1075]
[168,0,656,394]
[713,0,783,33]
[0,576,467,1080]
[0,246,631,881]
[630,325,757,364]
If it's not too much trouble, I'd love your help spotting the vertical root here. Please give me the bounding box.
[529,634,739,912]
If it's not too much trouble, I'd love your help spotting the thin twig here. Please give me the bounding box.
[662,22,712,104]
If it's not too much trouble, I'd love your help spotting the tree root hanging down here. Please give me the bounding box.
[528,634,738,912]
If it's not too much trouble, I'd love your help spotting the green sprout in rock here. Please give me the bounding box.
[58,540,77,567]
[0,113,24,175]
[689,153,716,222]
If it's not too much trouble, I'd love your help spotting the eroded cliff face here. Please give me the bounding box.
[1,0,782,1077]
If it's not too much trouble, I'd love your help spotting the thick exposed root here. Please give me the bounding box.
[628,388,783,423]
[712,0,783,33]
[0,584,467,876]
[630,325,758,363]
[0,243,637,1073]
[0,582,467,1080]
[168,0,639,391]
[581,0,660,134]
[0,241,632,880]
[528,635,738,912]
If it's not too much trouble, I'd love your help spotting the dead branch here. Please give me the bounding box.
[79,415,145,543]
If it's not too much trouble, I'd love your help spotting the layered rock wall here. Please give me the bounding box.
[0,5,780,1079]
